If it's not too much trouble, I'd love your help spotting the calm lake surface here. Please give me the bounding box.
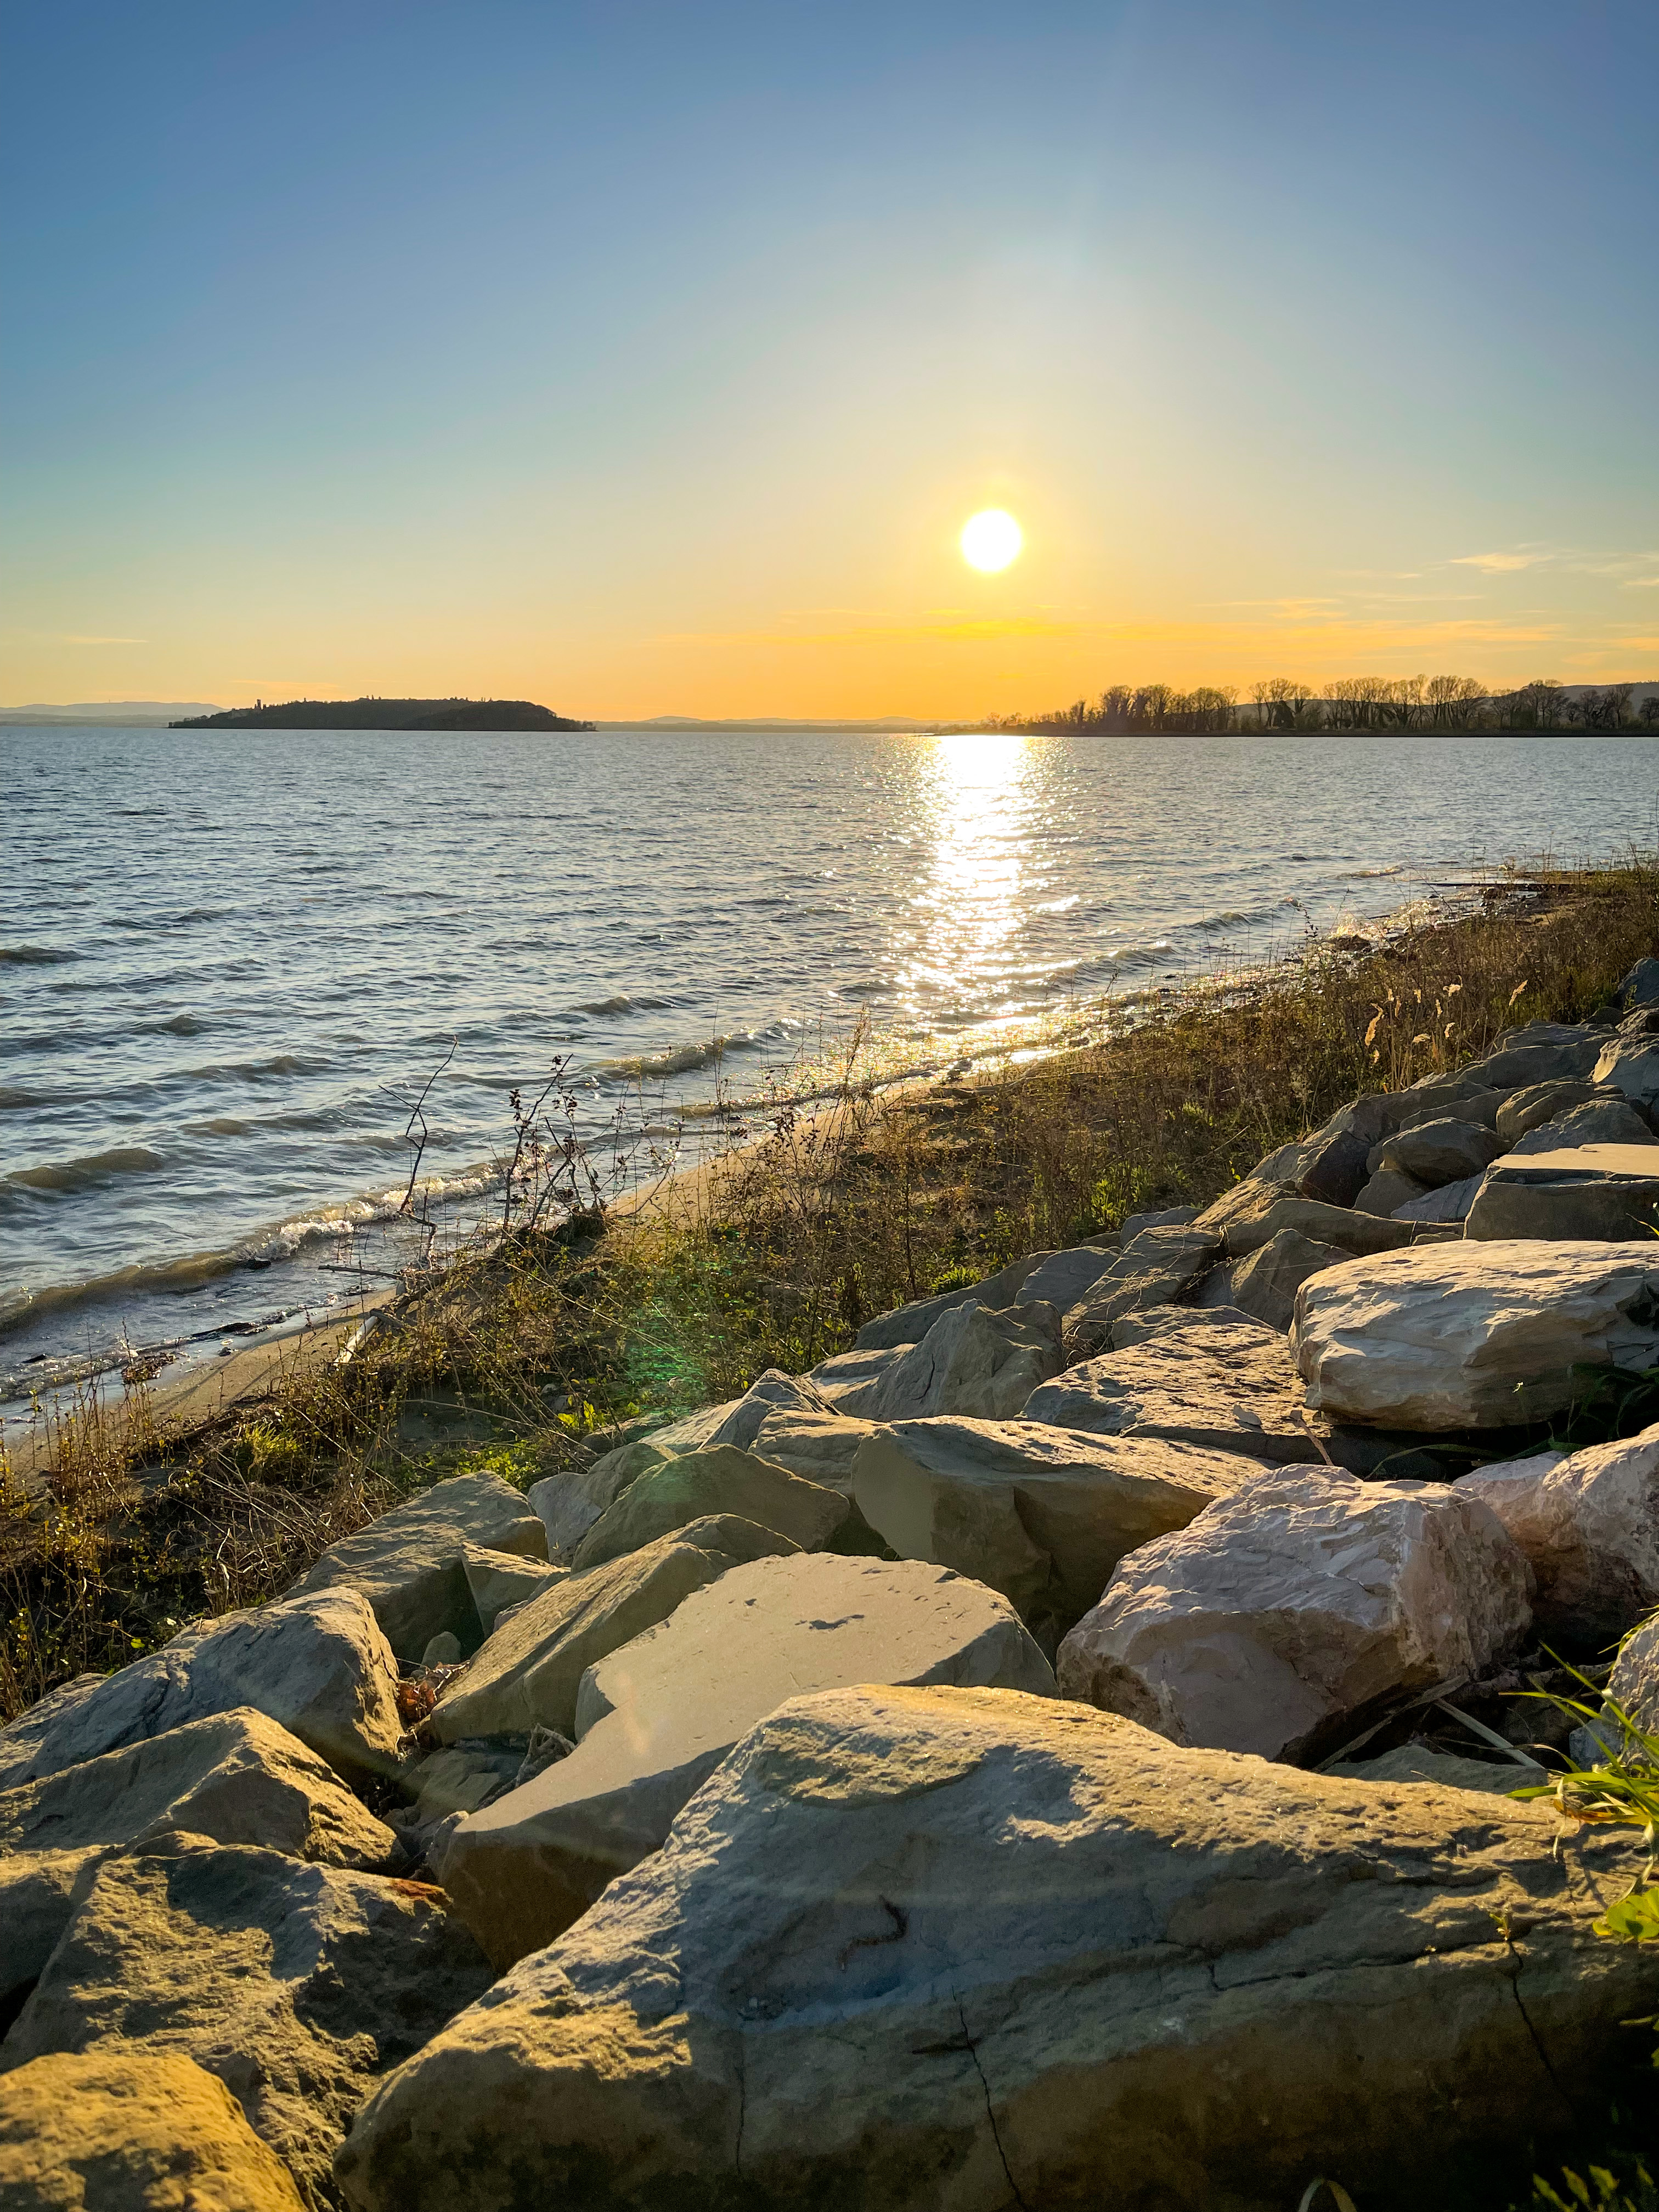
[4,723,1656,1388]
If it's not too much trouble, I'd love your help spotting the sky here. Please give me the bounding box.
[4,0,1658,721]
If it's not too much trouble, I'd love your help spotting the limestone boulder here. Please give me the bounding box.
[1392,1172,1483,1223]
[1218,1189,1415,1258]
[1393,1084,1507,1134]
[2,1838,493,2206]
[286,1472,546,1660]
[1355,1167,1432,1216]
[0,1588,403,1790]
[570,1444,851,1569]
[462,1543,566,1635]
[851,1254,1047,1351]
[1057,1469,1532,1759]
[1375,1117,1504,1187]
[0,2049,307,2210]
[701,1368,836,1448]
[0,1707,396,2008]
[1013,1243,1122,1312]
[1464,1146,1659,1241]
[332,1683,1659,2212]
[1595,1031,1659,1109]
[1496,1080,1606,1147]
[1570,1612,1659,1763]
[1109,1302,1262,1349]
[748,1409,878,1489]
[852,1417,1256,1640]
[806,1344,908,1403]
[846,1298,1063,1421]
[1227,1228,1348,1331]
[1511,1098,1657,1152]
[1062,1226,1223,1352]
[1618,958,1659,1012]
[1290,1125,1373,1206]
[439,1556,1053,1967]
[1459,1023,1608,1090]
[1292,1239,1659,1430]
[528,1442,660,1554]
[430,1514,797,1742]
[1458,1423,1659,1643]
[1022,1319,1329,1465]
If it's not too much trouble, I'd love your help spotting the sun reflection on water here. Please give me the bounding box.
[895,731,1045,1022]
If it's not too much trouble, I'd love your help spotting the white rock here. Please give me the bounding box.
[805,1345,909,1403]
[439,1556,1054,1966]
[845,1299,1062,1422]
[430,1513,798,1742]
[286,1472,547,1658]
[1458,1424,1659,1641]
[569,1443,851,1569]
[1014,1244,1121,1311]
[1594,1032,1659,1107]
[332,1684,1659,2212]
[3,1838,493,2204]
[0,1706,396,2005]
[1056,1468,1532,1759]
[852,1416,1257,1638]
[1292,1239,1659,1429]
[0,1588,404,1790]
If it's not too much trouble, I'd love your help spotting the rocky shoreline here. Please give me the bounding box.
[13,966,1659,2203]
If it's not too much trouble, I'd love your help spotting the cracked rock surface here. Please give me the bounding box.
[333,1683,1659,2212]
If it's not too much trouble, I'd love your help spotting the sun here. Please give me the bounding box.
[960,508,1023,573]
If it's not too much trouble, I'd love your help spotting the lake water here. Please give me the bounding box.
[4,723,1656,1394]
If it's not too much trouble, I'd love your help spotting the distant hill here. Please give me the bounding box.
[0,701,222,725]
[169,697,593,731]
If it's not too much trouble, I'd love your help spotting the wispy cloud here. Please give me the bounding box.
[656,616,1082,648]
[1447,550,1553,573]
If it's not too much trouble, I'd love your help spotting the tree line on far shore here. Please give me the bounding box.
[966,676,1659,736]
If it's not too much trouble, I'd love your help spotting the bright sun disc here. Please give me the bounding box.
[960,508,1023,572]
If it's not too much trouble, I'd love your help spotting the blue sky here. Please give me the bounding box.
[4,0,1657,716]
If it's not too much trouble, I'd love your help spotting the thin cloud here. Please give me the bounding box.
[1447,551,1553,573]
[58,633,147,645]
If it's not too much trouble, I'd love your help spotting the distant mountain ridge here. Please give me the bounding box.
[0,701,222,725]
[168,696,593,731]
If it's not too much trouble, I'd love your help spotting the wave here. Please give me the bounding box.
[0,944,78,966]
[3,1146,167,1197]
[0,1158,509,1336]
[571,991,678,1018]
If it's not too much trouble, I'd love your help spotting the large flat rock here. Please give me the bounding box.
[1459,1421,1659,1644]
[852,1416,1260,1641]
[1292,1238,1659,1429]
[286,1472,547,1659]
[1212,1189,1416,1259]
[439,1555,1054,1966]
[332,1683,1659,2212]
[1023,1318,1329,1464]
[0,1706,396,2007]
[1465,1144,1659,1240]
[569,1444,851,1569]
[1,1838,493,2207]
[0,2049,307,2210]
[1057,1468,1532,1760]
[430,1513,798,1742]
[0,1588,404,1791]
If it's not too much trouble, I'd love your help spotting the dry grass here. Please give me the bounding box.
[4,856,1658,1723]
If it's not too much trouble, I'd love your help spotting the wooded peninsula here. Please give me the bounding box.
[170,697,594,731]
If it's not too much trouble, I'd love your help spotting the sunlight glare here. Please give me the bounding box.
[960,509,1023,573]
